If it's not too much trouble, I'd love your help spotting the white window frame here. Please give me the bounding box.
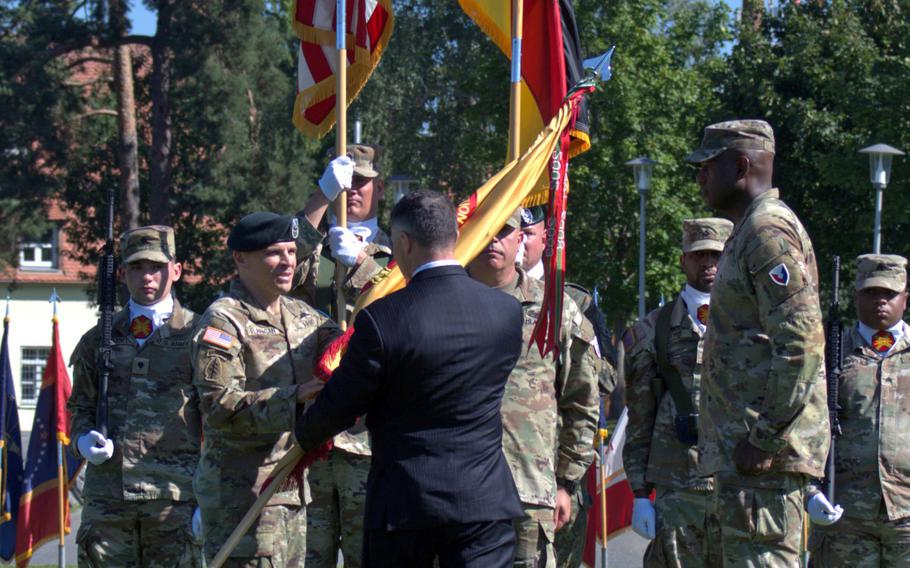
[19,346,49,407]
[19,226,59,270]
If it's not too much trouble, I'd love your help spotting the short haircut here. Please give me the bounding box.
[390,190,458,250]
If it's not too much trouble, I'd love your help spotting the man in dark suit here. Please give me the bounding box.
[295,189,524,567]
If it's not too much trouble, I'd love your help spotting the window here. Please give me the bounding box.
[20,347,49,405]
[19,227,58,270]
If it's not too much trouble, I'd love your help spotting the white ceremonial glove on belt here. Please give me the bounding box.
[807,493,844,526]
[319,156,354,201]
[77,430,114,465]
[632,497,656,540]
[328,226,370,267]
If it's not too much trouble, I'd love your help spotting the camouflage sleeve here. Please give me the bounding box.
[344,246,387,293]
[291,215,325,293]
[621,317,659,493]
[744,221,825,454]
[68,329,99,458]
[192,313,298,434]
[555,313,600,483]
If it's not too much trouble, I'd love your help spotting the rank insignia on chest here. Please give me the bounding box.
[202,326,236,350]
[769,263,790,286]
[130,315,153,339]
[696,304,709,325]
[872,330,895,353]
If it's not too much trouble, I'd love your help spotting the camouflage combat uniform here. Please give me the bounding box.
[624,292,718,568]
[69,300,202,567]
[555,284,616,568]
[700,188,829,566]
[192,279,341,567]
[290,215,391,568]
[497,267,600,568]
[811,321,910,567]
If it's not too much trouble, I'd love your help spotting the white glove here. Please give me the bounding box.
[191,506,203,539]
[807,492,844,526]
[631,497,656,540]
[328,226,369,267]
[77,430,114,465]
[318,156,354,201]
[516,241,525,266]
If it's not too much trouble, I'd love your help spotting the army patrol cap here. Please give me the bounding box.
[504,208,523,230]
[686,119,776,164]
[855,254,908,292]
[349,144,380,179]
[228,212,299,252]
[681,218,734,253]
[520,206,545,227]
[120,225,176,264]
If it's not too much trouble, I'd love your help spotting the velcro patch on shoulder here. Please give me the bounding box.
[201,326,237,350]
[768,263,790,286]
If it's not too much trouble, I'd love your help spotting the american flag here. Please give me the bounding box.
[292,0,394,138]
[202,326,235,350]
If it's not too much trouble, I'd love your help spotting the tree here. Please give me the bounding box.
[567,0,731,329]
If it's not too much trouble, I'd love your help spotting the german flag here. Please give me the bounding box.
[458,0,590,206]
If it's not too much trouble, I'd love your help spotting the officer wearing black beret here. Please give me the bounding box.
[191,211,341,565]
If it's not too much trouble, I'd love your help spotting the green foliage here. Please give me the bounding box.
[4,0,909,327]
[568,0,731,326]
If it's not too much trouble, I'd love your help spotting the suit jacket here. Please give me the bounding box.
[295,264,524,530]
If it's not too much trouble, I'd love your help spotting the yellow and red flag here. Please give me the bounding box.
[458,0,590,206]
[292,0,394,138]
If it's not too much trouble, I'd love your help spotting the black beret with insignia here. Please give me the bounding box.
[228,212,299,252]
[520,206,545,227]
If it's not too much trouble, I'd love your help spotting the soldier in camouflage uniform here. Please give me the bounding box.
[622,218,733,568]
[809,254,910,567]
[193,212,340,567]
[293,145,390,568]
[514,206,617,568]
[69,225,202,567]
[467,209,600,568]
[688,120,830,567]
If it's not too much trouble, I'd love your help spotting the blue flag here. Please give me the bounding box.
[0,316,24,562]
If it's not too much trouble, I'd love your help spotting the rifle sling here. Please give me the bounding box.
[654,298,696,417]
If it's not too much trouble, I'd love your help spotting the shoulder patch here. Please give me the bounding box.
[202,326,237,350]
[769,263,790,286]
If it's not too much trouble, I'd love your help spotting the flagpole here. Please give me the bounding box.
[50,291,65,568]
[0,297,8,520]
[333,0,349,329]
[599,398,609,568]
[508,0,522,162]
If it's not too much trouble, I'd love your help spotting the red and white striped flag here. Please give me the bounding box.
[583,407,634,568]
[292,0,394,138]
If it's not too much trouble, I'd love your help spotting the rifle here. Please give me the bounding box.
[824,256,843,502]
[96,187,116,437]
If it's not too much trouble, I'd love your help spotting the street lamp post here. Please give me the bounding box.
[859,143,904,254]
[626,157,656,319]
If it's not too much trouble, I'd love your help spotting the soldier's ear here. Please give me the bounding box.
[735,152,751,180]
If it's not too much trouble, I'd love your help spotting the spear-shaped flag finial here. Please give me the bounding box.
[583,46,616,83]
[48,288,61,318]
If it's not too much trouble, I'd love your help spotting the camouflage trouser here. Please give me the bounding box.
[514,505,556,568]
[77,497,202,567]
[204,504,306,567]
[305,449,369,568]
[644,486,720,568]
[711,474,807,568]
[810,513,910,567]
[554,483,589,568]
